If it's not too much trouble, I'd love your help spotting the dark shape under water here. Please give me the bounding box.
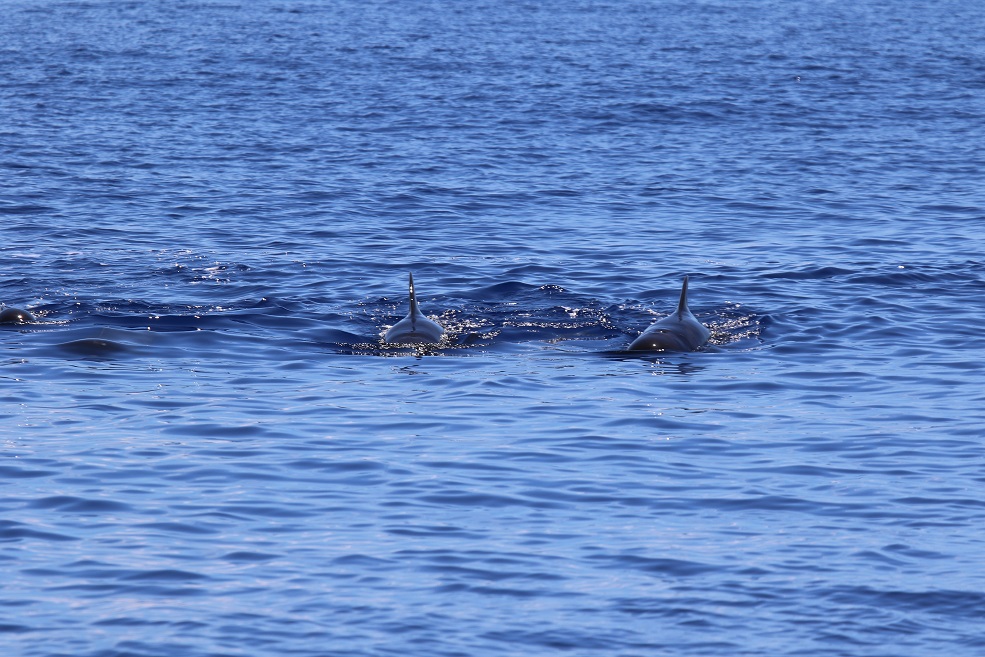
[383,273,445,345]
[55,338,132,357]
[0,307,36,324]
[628,276,710,352]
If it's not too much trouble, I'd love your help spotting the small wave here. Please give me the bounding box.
[762,266,855,280]
[29,496,132,513]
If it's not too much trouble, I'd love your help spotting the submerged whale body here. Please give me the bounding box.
[0,307,36,324]
[384,273,445,345]
[628,276,710,352]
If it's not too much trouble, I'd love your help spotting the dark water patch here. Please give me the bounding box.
[120,569,209,582]
[824,586,985,618]
[848,269,949,286]
[918,204,982,215]
[741,464,862,478]
[29,496,132,513]
[418,460,520,473]
[136,522,219,536]
[763,266,856,280]
[0,465,56,479]
[459,281,559,302]
[93,617,172,627]
[51,582,208,599]
[215,504,319,519]
[482,628,641,652]
[0,520,76,543]
[163,466,288,483]
[419,491,561,510]
[331,554,395,568]
[162,423,272,439]
[518,487,627,506]
[386,524,487,539]
[0,202,55,215]
[590,554,720,577]
[221,551,278,562]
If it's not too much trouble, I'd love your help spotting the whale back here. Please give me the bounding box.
[0,307,36,324]
[628,275,710,352]
[383,273,445,344]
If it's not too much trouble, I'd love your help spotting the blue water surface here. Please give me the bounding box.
[3,1,985,655]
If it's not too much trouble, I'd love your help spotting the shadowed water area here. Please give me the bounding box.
[2,0,985,655]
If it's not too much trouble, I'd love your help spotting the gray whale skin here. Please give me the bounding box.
[628,276,710,352]
[0,307,35,324]
[384,273,445,345]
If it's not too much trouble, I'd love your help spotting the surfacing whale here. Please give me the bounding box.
[628,276,710,352]
[384,273,445,345]
[0,307,36,324]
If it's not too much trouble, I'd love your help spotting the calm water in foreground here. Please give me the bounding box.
[2,1,985,655]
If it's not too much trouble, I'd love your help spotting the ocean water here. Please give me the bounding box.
[3,0,985,655]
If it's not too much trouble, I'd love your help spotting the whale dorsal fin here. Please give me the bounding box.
[675,275,690,319]
[408,272,420,316]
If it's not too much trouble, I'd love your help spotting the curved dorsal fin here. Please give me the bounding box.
[675,275,690,319]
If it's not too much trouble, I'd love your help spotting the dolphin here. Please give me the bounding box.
[0,307,35,324]
[628,276,710,351]
[384,273,445,344]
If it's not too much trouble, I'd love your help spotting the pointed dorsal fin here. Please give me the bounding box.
[675,275,690,319]
[408,272,420,316]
